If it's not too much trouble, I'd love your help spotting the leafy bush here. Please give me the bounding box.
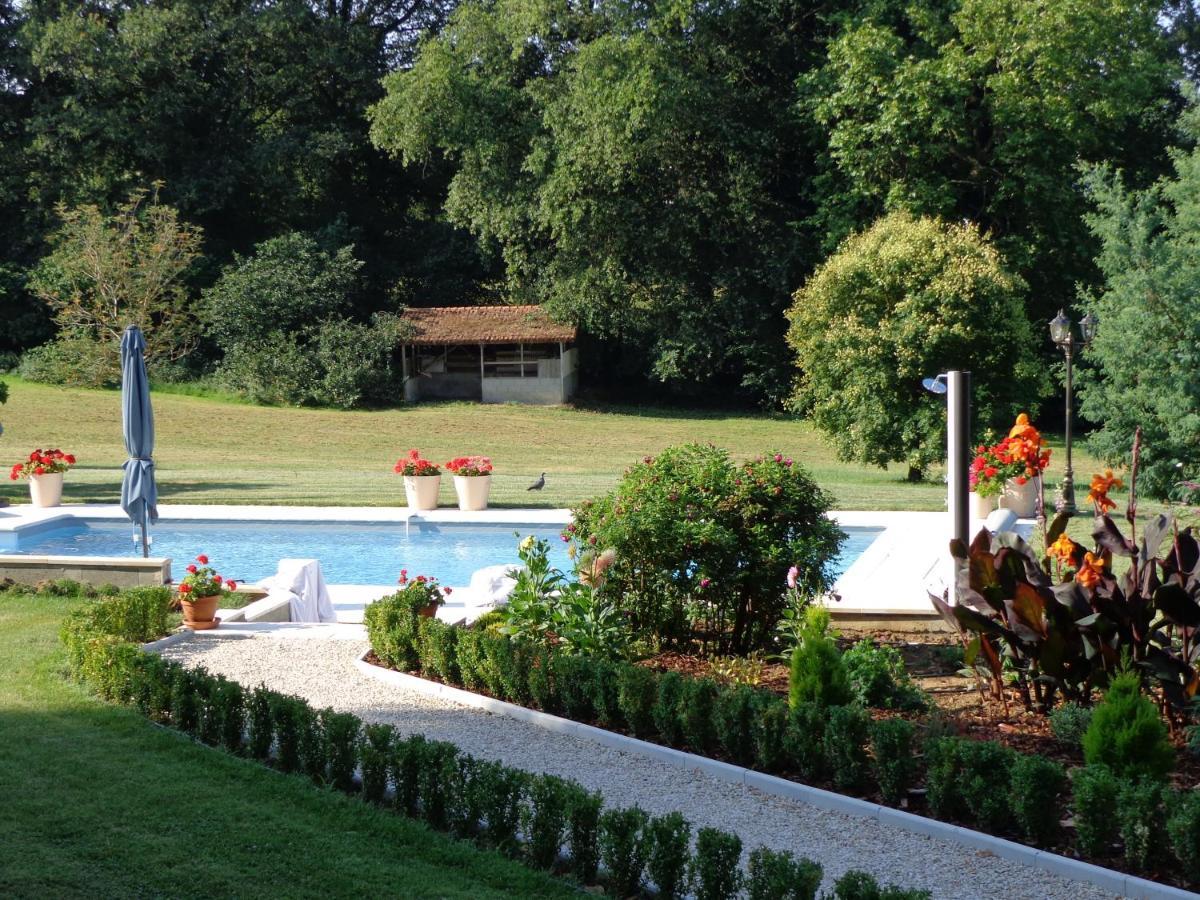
[957,740,1016,833]
[270,693,304,773]
[565,784,604,883]
[690,828,743,900]
[493,636,534,706]
[1083,670,1174,783]
[753,696,790,773]
[646,811,691,900]
[830,870,931,900]
[1167,789,1200,871]
[587,658,622,729]
[321,709,361,792]
[787,211,1042,479]
[363,590,424,671]
[870,718,917,805]
[525,774,570,869]
[824,705,870,791]
[416,739,460,830]
[715,684,758,766]
[653,670,686,746]
[1072,765,1120,857]
[746,847,822,900]
[616,664,658,739]
[679,677,719,755]
[454,627,488,692]
[844,641,926,710]
[527,646,557,713]
[417,617,459,684]
[1049,703,1093,748]
[297,704,325,782]
[570,443,843,653]
[391,734,426,815]
[478,760,524,852]
[59,586,175,650]
[246,686,274,761]
[786,702,827,781]
[1009,754,1065,845]
[599,806,650,897]
[170,666,201,736]
[361,723,395,804]
[1118,779,1165,870]
[552,653,596,721]
[213,677,246,754]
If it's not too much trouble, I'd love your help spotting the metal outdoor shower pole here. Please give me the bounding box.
[946,371,972,549]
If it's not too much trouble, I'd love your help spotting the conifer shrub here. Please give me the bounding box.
[1082,670,1173,783]
[788,608,851,708]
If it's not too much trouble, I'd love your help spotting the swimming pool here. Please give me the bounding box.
[7,518,882,587]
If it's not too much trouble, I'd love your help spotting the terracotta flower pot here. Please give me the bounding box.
[1000,477,1040,518]
[403,474,441,510]
[180,594,221,630]
[29,471,64,508]
[453,474,491,511]
[418,602,441,619]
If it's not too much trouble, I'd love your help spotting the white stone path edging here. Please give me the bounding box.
[354,652,1195,900]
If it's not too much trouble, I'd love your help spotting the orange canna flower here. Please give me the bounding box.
[1048,533,1076,567]
[1075,552,1106,590]
[1008,413,1040,443]
[1086,469,1123,514]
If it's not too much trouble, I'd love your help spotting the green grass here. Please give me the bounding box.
[0,587,575,898]
[0,378,1110,510]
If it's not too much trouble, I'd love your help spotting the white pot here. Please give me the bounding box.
[403,474,441,510]
[453,474,491,511]
[969,491,997,520]
[29,471,64,508]
[1000,477,1039,518]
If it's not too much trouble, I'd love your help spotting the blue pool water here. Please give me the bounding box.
[9,519,882,587]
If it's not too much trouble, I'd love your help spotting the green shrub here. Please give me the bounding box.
[789,631,851,708]
[924,737,963,821]
[690,827,743,900]
[598,806,650,897]
[569,443,843,653]
[170,665,201,736]
[753,696,790,772]
[746,847,821,900]
[588,658,623,729]
[214,676,246,754]
[1009,754,1065,845]
[1166,789,1200,871]
[843,641,926,710]
[246,686,274,761]
[417,617,459,684]
[957,740,1016,833]
[786,702,827,781]
[363,591,421,671]
[616,664,658,739]
[679,677,719,755]
[646,811,691,900]
[1118,779,1164,871]
[715,684,758,766]
[1048,702,1092,748]
[360,723,395,804]
[391,734,427,814]
[525,774,570,869]
[196,673,223,746]
[270,693,304,773]
[455,627,488,692]
[823,705,870,791]
[478,760,525,853]
[653,670,686,746]
[552,653,596,721]
[493,636,533,706]
[448,755,485,839]
[321,709,361,793]
[830,869,931,899]
[527,646,557,713]
[565,783,604,883]
[298,704,325,782]
[870,717,916,805]
[1072,765,1120,857]
[476,632,508,697]
[416,739,460,830]
[1083,670,1173,783]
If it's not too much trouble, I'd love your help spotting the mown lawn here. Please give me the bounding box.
[0,589,575,899]
[0,378,1109,511]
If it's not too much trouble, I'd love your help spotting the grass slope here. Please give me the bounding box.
[0,589,575,899]
[0,378,1106,510]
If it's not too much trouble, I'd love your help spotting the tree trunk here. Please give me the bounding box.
[906,465,923,483]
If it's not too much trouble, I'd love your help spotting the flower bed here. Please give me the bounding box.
[58,584,926,900]
[363,592,1200,892]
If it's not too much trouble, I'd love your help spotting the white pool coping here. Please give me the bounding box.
[0,503,1032,619]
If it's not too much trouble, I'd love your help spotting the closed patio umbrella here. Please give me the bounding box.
[120,325,158,557]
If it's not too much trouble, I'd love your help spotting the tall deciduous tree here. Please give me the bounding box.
[787,212,1045,480]
[808,0,1180,324]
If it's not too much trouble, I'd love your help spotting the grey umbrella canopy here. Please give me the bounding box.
[120,325,158,557]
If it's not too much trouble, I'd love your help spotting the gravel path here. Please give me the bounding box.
[159,633,1124,900]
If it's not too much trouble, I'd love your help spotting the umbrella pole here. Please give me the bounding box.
[140,509,149,558]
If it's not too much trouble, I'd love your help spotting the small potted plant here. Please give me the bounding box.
[394,449,442,510]
[968,441,1007,519]
[177,553,238,630]
[997,413,1051,517]
[9,448,76,508]
[446,455,493,510]
[397,569,451,618]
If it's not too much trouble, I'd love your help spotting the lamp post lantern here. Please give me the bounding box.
[1049,309,1097,515]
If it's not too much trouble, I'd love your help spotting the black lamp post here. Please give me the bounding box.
[1049,309,1098,515]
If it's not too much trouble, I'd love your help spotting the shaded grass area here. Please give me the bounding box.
[0,590,574,899]
[0,378,1110,511]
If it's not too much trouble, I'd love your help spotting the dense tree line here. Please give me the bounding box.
[0,0,1196,424]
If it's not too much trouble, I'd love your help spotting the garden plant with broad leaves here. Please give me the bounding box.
[933,428,1200,721]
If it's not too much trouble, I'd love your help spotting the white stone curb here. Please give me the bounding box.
[354,651,1198,900]
[140,631,194,652]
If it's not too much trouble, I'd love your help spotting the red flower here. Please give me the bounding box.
[64,454,75,465]
[213,576,223,586]
[179,583,192,594]
[226,580,237,591]
[443,586,452,596]
[186,564,198,574]
[196,554,209,564]
[33,466,44,476]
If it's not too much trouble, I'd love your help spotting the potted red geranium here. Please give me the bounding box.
[177,553,238,630]
[397,569,451,618]
[9,448,76,508]
[445,455,493,510]
[394,449,441,510]
[969,414,1051,518]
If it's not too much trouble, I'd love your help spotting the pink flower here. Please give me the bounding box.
[774,454,783,463]
[699,577,712,589]
[786,566,799,589]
